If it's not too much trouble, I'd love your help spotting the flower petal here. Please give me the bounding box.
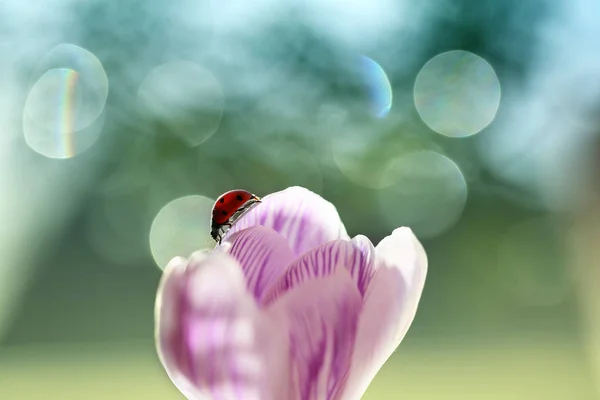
[261,236,377,306]
[155,251,291,400]
[341,227,428,400]
[268,267,362,400]
[221,187,350,258]
[217,226,295,303]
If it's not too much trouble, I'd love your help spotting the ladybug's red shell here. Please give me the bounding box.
[210,189,260,243]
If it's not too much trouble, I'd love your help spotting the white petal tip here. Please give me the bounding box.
[392,226,416,237]
[163,256,186,272]
[189,249,212,263]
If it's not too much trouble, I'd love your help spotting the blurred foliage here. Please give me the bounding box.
[1,0,600,398]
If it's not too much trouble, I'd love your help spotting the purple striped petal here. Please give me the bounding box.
[217,226,295,303]
[155,252,292,400]
[221,187,350,258]
[268,267,362,400]
[341,227,428,400]
[261,236,377,306]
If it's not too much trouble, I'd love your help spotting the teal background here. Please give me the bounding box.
[1,0,599,399]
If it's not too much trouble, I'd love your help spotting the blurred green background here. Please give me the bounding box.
[1,0,600,399]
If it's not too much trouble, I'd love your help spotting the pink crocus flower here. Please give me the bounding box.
[155,186,427,400]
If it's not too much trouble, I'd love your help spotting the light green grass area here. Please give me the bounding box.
[0,341,596,400]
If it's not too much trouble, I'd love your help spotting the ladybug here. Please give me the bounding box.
[210,189,261,244]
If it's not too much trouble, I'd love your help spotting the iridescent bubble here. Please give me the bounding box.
[137,61,224,147]
[27,43,108,132]
[498,217,574,307]
[23,43,108,159]
[360,55,393,118]
[23,68,106,159]
[376,151,468,238]
[149,195,215,269]
[414,50,501,138]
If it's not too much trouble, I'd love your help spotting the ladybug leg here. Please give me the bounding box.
[215,223,232,245]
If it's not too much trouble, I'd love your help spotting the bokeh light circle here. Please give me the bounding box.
[23,69,106,159]
[149,195,215,269]
[27,43,109,132]
[137,61,224,147]
[23,43,108,159]
[376,151,468,238]
[360,56,393,118]
[414,50,501,137]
